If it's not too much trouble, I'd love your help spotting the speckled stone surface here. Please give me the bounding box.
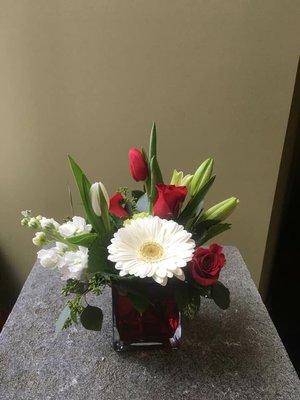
[0,247,299,399]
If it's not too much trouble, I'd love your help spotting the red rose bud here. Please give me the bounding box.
[109,192,129,218]
[153,184,187,220]
[188,244,225,286]
[128,148,148,182]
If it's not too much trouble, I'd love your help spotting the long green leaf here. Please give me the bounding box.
[196,222,231,245]
[67,233,98,247]
[87,238,117,274]
[177,175,216,224]
[149,122,157,160]
[68,155,106,235]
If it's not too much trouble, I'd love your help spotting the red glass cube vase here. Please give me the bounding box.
[112,282,182,351]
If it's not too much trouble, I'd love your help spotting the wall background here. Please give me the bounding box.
[0,1,299,296]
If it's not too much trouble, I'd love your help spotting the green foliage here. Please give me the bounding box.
[88,273,107,295]
[67,233,98,247]
[87,238,117,275]
[68,156,106,235]
[211,281,230,309]
[80,305,103,331]
[196,223,231,245]
[177,175,216,224]
[191,219,231,245]
[62,279,86,296]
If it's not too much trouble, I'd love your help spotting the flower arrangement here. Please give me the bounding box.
[21,123,238,350]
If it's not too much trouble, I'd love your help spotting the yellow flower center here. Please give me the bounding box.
[139,241,163,262]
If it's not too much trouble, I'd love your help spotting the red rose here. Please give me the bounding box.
[109,192,129,218]
[153,184,187,219]
[188,244,225,286]
[128,148,148,181]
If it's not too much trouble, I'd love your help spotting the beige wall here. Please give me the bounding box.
[1,1,300,293]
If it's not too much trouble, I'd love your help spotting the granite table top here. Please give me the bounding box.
[0,246,299,400]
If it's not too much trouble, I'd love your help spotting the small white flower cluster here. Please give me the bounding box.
[37,243,88,281]
[21,211,91,281]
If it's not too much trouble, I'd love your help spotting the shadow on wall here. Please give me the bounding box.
[0,250,20,330]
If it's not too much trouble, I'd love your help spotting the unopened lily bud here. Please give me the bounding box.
[190,158,214,196]
[170,170,193,188]
[32,232,46,246]
[28,217,40,229]
[200,197,239,222]
[90,182,109,216]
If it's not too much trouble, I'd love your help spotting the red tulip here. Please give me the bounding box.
[109,193,129,218]
[128,148,148,181]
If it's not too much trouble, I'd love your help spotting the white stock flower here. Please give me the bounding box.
[37,242,67,269]
[58,216,92,238]
[60,247,88,281]
[107,216,195,286]
[40,217,60,230]
[32,232,46,246]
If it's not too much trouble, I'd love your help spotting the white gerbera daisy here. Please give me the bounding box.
[107,216,195,286]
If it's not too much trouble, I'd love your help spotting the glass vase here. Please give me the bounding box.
[112,282,182,351]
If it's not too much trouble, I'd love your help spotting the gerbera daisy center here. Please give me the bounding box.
[139,241,163,262]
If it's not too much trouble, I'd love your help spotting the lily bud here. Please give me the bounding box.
[90,182,109,216]
[170,170,193,188]
[190,158,214,196]
[128,148,148,181]
[200,197,239,222]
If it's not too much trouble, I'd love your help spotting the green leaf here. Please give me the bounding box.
[177,175,216,224]
[136,193,150,212]
[151,154,163,184]
[149,122,157,161]
[68,155,91,200]
[127,292,149,315]
[211,281,230,310]
[55,305,71,334]
[68,156,106,235]
[196,223,231,245]
[67,233,98,247]
[87,238,117,274]
[80,305,103,331]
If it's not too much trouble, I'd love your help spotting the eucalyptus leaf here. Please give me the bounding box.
[80,306,103,331]
[211,281,230,310]
[55,305,71,335]
[136,193,150,212]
